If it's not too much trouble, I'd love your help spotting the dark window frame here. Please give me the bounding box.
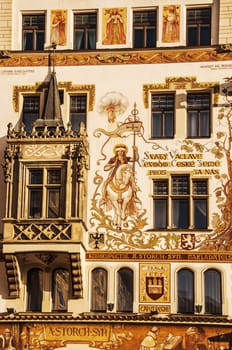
[70,94,87,131]
[153,175,208,229]
[151,93,175,138]
[22,13,45,51]
[133,10,157,48]
[187,7,211,47]
[204,269,222,315]
[22,95,40,132]
[74,12,97,50]
[187,92,211,138]
[28,167,65,219]
[91,268,108,312]
[177,268,194,314]
[117,268,134,312]
[27,268,43,312]
[52,268,70,312]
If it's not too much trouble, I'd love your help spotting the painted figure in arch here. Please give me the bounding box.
[100,143,140,230]
[102,8,126,45]
[162,5,180,43]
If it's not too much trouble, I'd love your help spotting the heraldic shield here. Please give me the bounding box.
[146,276,164,300]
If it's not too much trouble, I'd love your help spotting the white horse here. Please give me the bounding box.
[104,163,135,230]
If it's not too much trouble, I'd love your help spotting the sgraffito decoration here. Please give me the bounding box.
[91,103,147,237]
[90,77,232,251]
[162,5,180,43]
[180,77,232,251]
[2,323,232,350]
[50,10,67,46]
[102,8,127,45]
[0,48,232,67]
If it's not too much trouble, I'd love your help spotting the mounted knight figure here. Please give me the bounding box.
[100,143,140,230]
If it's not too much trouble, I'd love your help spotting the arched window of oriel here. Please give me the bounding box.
[204,269,222,314]
[177,268,194,314]
[117,268,133,312]
[91,268,107,312]
[52,268,70,311]
[27,268,43,312]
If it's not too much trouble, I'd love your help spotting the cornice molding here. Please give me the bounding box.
[0,48,231,67]
[0,312,229,324]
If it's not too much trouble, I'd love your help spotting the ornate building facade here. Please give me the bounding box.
[0,0,232,349]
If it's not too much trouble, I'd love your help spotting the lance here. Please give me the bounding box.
[131,102,139,175]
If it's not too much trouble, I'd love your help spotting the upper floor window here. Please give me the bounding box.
[91,268,107,312]
[22,14,45,51]
[187,8,211,47]
[52,268,70,312]
[204,269,222,314]
[133,10,157,48]
[28,167,65,219]
[187,92,210,138]
[177,268,194,314]
[117,268,133,312]
[23,95,40,132]
[70,95,87,130]
[153,175,208,229]
[74,12,97,50]
[151,93,174,138]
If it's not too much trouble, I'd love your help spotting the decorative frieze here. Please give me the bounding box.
[0,49,231,69]
[13,223,72,240]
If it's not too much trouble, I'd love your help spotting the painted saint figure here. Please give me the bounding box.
[50,11,66,46]
[102,8,126,45]
[162,5,180,43]
[100,144,140,230]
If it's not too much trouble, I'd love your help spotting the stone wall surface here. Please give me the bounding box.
[0,0,12,50]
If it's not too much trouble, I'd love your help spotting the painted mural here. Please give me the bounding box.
[90,100,147,247]
[102,8,127,45]
[162,5,180,43]
[50,10,67,46]
[90,77,232,252]
[0,49,231,67]
[180,77,232,251]
[1,324,232,350]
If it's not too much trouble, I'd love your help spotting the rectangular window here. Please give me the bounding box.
[70,95,87,131]
[153,176,208,229]
[74,12,97,50]
[151,94,174,138]
[23,96,40,132]
[133,10,156,48]
[187,93,210,137]
[22,14,45,51]
[28,168,64,219]
[192,179,208,229]
[187,8,211,47]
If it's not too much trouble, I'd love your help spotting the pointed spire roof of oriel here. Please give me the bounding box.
[43,71,63,126]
